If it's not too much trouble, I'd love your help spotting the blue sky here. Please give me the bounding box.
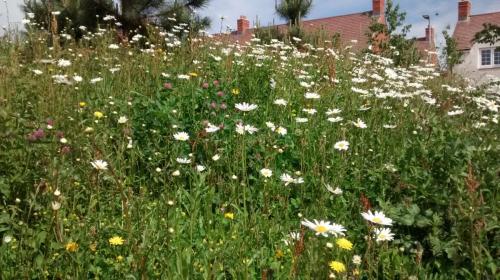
[3,0,500,47]
[200,0,500,44]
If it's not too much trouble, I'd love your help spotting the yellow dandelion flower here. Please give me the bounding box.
[329,261,346,273]
[224,212,234,220]
[65,241,79,252]
[89,242,97,252]
[336,238,353,250]
[109,236,124,246]
[79,102,87,108]
[231,88,240,95]
[116,255,124,262]
[275,249,284,259]
[93,111,104,118]
[189,72,198,77]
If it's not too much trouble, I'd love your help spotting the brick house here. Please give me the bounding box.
[453,0,500,84]
[218,0,436,63]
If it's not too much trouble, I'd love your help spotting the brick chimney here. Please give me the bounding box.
[458,0,471,21]
[425,27,434,43]
[373,0,385,21]
[237,16,250,34]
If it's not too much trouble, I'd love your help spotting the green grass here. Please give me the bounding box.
[0,29,499,279]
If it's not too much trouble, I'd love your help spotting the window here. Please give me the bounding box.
[479,48,500,69]
[481,49,491,66]
[495,49,500,65]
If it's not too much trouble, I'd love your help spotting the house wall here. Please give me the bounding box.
[454,42,500,85]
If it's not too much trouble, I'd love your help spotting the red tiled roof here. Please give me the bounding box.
[453,12,500,50]
[296,11,376,50]
[219,11,378,50]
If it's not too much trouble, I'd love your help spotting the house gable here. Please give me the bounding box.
[452,0,500,84]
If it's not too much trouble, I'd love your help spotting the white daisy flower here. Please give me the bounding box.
[260,168,273,178]
[334,140,349,151]
[57,59,71,67]
[235,102,258,112]
[205,123,220,133]
[361,210,393,226]
[326,184,342,195]
[173,132,189,141]
[301,219,346,237]
[352,118,367,128]
[276,126,287,136]
[177,74,190,80]
[304,92,320,99]
[302,108,317,115]
[236,123,258,134]
[352,255,362,265]
[265,122,276,131]
[293,177,304,184]
[235,124,245,135]
[176,157,191,164]
[280,173,294,186]
[90,77,103,84]
[327,117,343,123]
[274,99,288,106]
[280,173,303,186]
[244,125,258,134]
[196,165,206,172]
[91,160,108,170]
[447,110,464,116]
[117,116,128,124]
[326,108,342,115]
[373,228,395,242]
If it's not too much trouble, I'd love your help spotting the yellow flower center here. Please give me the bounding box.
[315,225,328,233]
[372,217,382,223]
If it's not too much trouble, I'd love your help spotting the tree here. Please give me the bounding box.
[367,0,420,67]
[23,0,116,38]
[441,27,462,74]
[473,23,500,50]
[275,0,313,27]
[23,0,211,38]
[154,0,211,34]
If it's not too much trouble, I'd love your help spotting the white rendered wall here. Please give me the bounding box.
[454,42,500,85]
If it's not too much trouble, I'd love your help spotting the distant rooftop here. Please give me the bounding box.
[453,11,500,50]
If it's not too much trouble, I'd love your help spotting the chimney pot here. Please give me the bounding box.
[425,27,434,43]
[373,0,385,22]
[458,0,471,21]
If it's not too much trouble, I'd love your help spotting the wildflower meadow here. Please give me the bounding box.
[0,23,499,279]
